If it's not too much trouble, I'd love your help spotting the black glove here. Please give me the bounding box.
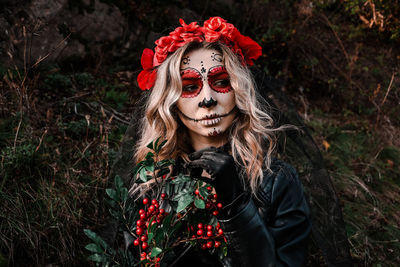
[186,147,244,206]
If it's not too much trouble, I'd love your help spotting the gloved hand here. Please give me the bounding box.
[186,146,245,206]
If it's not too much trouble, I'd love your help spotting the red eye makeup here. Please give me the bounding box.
[208,66,232,93]
[180,69,203,98]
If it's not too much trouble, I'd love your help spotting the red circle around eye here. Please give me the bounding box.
[208,72,232,93]
[181,70,203,98]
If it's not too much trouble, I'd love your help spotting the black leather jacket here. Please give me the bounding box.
[173,158,312,267]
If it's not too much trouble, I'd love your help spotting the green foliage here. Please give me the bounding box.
[103,87,129,111]
[43,73,72,91]
[74,72,95,88]
[86,139,227,266]
[306,109,400,265]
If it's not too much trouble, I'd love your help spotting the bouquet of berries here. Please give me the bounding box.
[85,138,227,266]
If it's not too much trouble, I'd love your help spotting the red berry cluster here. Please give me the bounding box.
[140,252,161,267]
[133,197,168,266]
[194,186,223,216]
[190,222,224,250]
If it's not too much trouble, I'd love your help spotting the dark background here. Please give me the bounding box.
[0,0,399,266]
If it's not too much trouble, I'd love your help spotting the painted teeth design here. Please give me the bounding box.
[200,117,221,126]
[208,128,222,137]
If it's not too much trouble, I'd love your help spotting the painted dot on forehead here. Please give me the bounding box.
[211,52,223,62]
[182,56,190,65]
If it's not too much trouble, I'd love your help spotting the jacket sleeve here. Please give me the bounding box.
[218,162,312,267]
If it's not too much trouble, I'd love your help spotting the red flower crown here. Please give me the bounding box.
[137,16,262,90]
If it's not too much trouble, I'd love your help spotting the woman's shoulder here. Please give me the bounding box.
[256,158,305,207]
[264,158,300,185]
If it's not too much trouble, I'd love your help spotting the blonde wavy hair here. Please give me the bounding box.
[134,41,280,196]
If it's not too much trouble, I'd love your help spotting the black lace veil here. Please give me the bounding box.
[109,70,353,266]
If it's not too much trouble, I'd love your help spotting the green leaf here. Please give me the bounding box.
[115,175,124,191]
[139,167,148,182]
[147,232,154,243]
[176,194,194,213]
[146,141,154,150]
[156,159,175,168]
[88,253,108,263]
[120,188,128,202]
[155,140,167,153]
[144,164,155,173]
[194,198,205,209]
[83,229,109,250]
[171,173,191,184]
[151,247,162,258]
[85,243,103,253]
[171,187,192,201]
[153,228,164,244]
[154,137,161,151]
[199,186,210,199]
[162,213,173,228]
[145,151,154,159]
[106,188,118,201]
[157,167,170,177]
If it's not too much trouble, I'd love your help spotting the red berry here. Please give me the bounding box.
[197,229,203,236]
[213,210,219,216]
[215,241,221,248]
[213,194,218,199]
[140,252,146,260]
[195,189,200,195]
[161,193,166,199]
[217,203,223,209]
[197,223,203,229]
[218,228,223,235]
[216,222,220,229]
[140,235,148,242]
[133,239,140,246]
[140,213,146,220]
[206,241,213,249]
[159,208,165,214]
[143,198,149,205]
[136,228,143,235]
[207,186,212,191]
[155,203,159,209]
[201,243,207,250]
[207,231,213,237]
[139,209,145,214]
[155,257,161,262]
[152,199,158,205]
[149,205,155,212]
[207,225,213,231]
[137,219,144,226]
[142,242,148,250]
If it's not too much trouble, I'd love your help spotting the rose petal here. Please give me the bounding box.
[140,48,154,70]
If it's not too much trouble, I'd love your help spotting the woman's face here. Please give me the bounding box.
[176,48,236,141]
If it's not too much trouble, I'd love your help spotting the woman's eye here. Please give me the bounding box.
[213,79,230,88]
[183,84,199,92]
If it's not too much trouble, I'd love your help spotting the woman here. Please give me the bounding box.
[133,17,311,266]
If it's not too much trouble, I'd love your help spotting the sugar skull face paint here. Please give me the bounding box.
[177,48,237,142]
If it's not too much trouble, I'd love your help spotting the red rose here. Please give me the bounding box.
[137,49,157,90]
[203,17,236,42]
[137,69,157,90]
[140,48,154,70]
[234,34,262,66]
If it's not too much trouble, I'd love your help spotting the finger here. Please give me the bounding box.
[188,146,218,160]
[194,175,216,185]
[186,158,211,170]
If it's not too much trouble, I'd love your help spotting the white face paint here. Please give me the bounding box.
[176,48,236,147]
